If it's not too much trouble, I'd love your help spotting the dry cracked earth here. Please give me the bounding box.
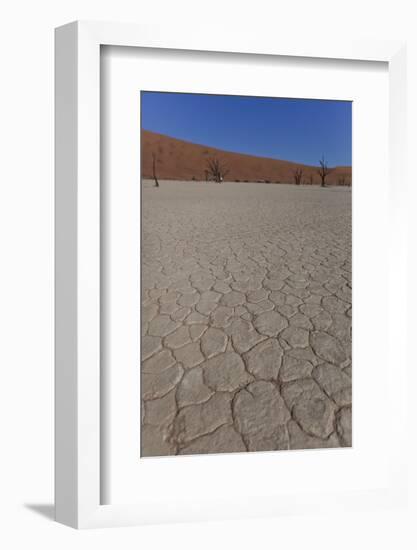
[141,181,352,457]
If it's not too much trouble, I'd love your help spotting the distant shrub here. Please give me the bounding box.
[235,179,240,182]
[265,179,270,183]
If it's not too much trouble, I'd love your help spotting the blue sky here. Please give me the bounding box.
[141,91,352,167]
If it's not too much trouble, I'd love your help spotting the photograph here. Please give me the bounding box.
[140,91,352,457]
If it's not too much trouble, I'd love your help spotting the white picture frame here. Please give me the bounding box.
[55,20,407,529]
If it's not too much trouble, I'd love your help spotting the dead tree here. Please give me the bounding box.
[293,168,303,186]
[317,155,331,187]
[206,157,229,183]
[338,175,346,186]
[152,152,159,188]
[308,174,314,186]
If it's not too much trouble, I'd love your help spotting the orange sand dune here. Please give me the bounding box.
[141,130,352,185]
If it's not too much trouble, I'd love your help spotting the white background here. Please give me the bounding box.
[1,0,416,548]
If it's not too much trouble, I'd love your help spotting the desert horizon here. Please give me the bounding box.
[141,129,352,186]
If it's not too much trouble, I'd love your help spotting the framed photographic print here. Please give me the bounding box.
[55,21,408,528]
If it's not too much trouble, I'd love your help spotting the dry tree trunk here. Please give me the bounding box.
[317,155,331,187]
[152,152,159,188]
[293,168,303,185]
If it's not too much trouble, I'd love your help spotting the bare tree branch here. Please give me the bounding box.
[292,168,303,186]
[206,157,229,183]
[317,155,331,187]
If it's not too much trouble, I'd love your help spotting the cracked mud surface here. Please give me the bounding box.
[141,181,352,457]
